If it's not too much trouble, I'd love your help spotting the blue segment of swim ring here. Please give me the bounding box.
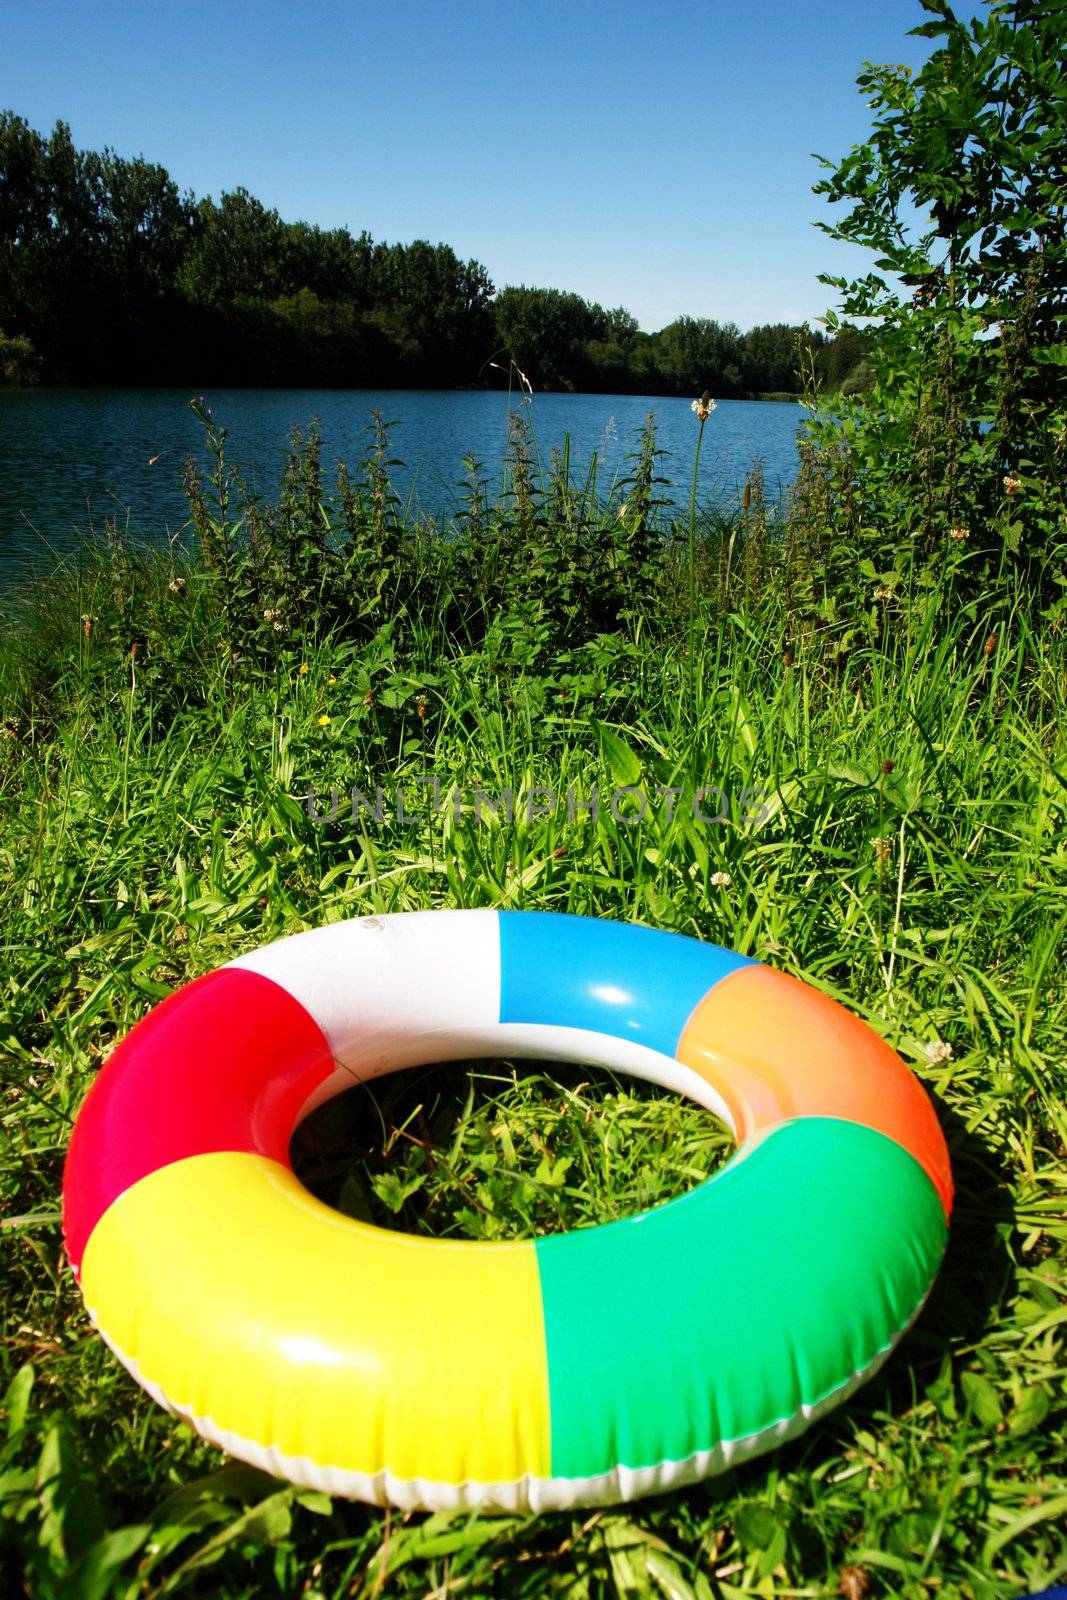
[498,911,755,1054]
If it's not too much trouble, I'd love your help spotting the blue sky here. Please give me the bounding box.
[4,0,950,331]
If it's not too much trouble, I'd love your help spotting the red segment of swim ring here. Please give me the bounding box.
[62,968,334,1275]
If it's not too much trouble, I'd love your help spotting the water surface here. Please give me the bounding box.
[0,387,806,580]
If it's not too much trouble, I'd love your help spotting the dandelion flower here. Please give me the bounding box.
[327,676,337,686]
[318,714,331,727]
[299,663,310,676]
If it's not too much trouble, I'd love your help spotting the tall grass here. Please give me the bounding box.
[0,408,1064,1599]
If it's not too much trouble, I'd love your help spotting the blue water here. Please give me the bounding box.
[0,387,806,579]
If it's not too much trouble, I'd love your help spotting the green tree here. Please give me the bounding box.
[0,114,49,339]
[814,0,1067,576]
[643,316,745,397]
[371,240,493,384]
[740,323,807,395]
[180,188,289,306]
[585,305,641,391]
[492,285,606,390]
[0,326,38,383]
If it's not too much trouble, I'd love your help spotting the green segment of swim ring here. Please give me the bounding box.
[536,1117,947,1481]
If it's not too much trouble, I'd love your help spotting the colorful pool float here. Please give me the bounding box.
[63,910,952,1511]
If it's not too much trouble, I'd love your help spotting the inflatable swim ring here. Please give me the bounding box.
[63,910,952,1511]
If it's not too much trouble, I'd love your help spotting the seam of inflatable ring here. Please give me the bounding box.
[82,1247,944,1514]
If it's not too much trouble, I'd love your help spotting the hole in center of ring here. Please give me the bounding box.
[290,1058,735,1242]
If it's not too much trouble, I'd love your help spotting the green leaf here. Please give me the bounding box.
[984,1493,1067,1560]
[4,1364,33,1440]
[336,1172,376,1224]
[36,1422,104,1567]
[152,1461,280,1520]
[59,1525,150,1600]
[960,1369,1002,1428]
[294,1489,333,1516]
[1008,1383,1050,1436]
[734,1503,779,1553]
[646,1549,705,1600]
[378,1511,522,1572]
[371,1170,425,1213]
[593,721,642,788]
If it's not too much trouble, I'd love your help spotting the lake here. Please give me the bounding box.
[0,387,807,580]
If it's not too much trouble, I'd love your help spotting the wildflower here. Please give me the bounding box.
[873,584,893,600]
[263,607,279,622]
[81,613,94,639]
[925,1040,954,1066]
[416,698,428,721]
[168,576,187,595]
[710,870,732,888]
[948,525,969,543]
[318,715,331,727]
[363,689,375,706]
[327,675,337,686]
[298,663,310,675]
[1003,473,1022,496]
[984,631,997,657]
[272,621,284,633]
[872,836,892,864]
[691,392,716,423]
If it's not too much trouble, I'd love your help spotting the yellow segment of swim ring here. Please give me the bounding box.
[80,1151,551,1486]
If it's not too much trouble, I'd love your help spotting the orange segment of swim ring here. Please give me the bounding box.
[676,965,953,1217]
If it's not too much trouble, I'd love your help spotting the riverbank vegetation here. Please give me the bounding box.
[0,112,867,398]
[1,0,1065,1595]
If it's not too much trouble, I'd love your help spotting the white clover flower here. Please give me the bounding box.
[925,1040,954,1065]
[711,870,732,888]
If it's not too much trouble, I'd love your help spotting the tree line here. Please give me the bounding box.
[0,112,867,395]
